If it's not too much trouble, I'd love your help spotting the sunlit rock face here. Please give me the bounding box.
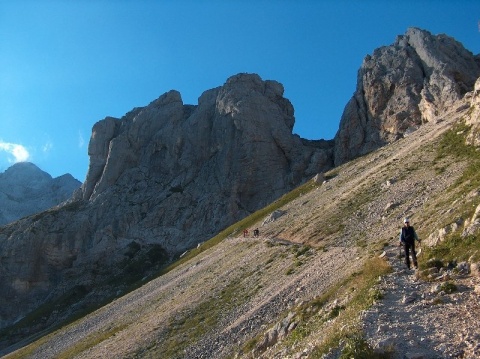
[77,73,334,252]
[334,27,480,165]
[465,77,480,147]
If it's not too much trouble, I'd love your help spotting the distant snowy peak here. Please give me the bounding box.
[0,162,81,226]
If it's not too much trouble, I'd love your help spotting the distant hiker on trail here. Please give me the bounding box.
[253,228,259,237]
[243,229,249,238]
[399,217,421,270]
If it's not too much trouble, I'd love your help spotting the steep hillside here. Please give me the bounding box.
[2,79,480,358]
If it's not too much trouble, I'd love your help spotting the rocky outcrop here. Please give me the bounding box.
[334,27,480,165]
[0,73,334,332]
[0,162,81,226]
[465,77,480,146]
[78,74,333,206]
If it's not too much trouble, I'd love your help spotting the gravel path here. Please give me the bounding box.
[363,246,480,359]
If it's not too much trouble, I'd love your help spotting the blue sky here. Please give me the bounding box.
[1,1,479,181]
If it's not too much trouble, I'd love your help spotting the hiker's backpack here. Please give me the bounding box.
[402,226,415,244]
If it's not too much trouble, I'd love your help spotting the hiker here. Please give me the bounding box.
[243,229,249,238]
[399,217,421,269]
[253,228,259,237]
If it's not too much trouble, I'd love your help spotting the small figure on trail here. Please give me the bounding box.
[253,228,259,237]
[399,217,421,270]
[243,229,249,238]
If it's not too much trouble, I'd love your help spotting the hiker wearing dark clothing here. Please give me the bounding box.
[399,217,421,269]
[253,228,259,237]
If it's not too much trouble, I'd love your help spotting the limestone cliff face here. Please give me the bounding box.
[80,74,330,204]
[0,74,333,331]
[75,73,333,248]
[465,77,480,146]
[334,27,480,165]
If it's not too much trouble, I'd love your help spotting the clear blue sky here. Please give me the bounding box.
[1,1,479,181]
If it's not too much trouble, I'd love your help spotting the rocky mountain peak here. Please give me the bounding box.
[334,27,480,165]
[78,72,328,204]
[0,162,81,226]
[1,162,51,184]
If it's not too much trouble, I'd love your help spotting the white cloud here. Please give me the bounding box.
[0,141,30,163]
[42,140,53,153]
[78,131,85,148]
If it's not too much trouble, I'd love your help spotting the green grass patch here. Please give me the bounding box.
[436,122,480,195]
[293,244,313,258]
[422,233,480,265]
[417,121,480,258]
[285,267,295,275]
[243,256,392,358]
[55,324,128,359]
[4,319,127,359]
[339,334,391,359]
[439,281,457,294]
[308,257,392,358]
[149,278,257,358]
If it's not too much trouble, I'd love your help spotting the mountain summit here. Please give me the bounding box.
[0,162,81,225]
[334,27,480,165]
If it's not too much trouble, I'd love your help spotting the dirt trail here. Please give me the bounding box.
[363,246,480,359]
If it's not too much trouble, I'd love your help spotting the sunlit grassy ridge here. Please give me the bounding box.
[421,121,480,265]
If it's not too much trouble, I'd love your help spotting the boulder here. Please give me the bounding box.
[313,173,325,184]
[263,210,287,225]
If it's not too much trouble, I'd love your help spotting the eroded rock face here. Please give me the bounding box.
[0,73,334,332]
[465,77,480,146]
[73,74,334,253]
[334,27,480,165]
